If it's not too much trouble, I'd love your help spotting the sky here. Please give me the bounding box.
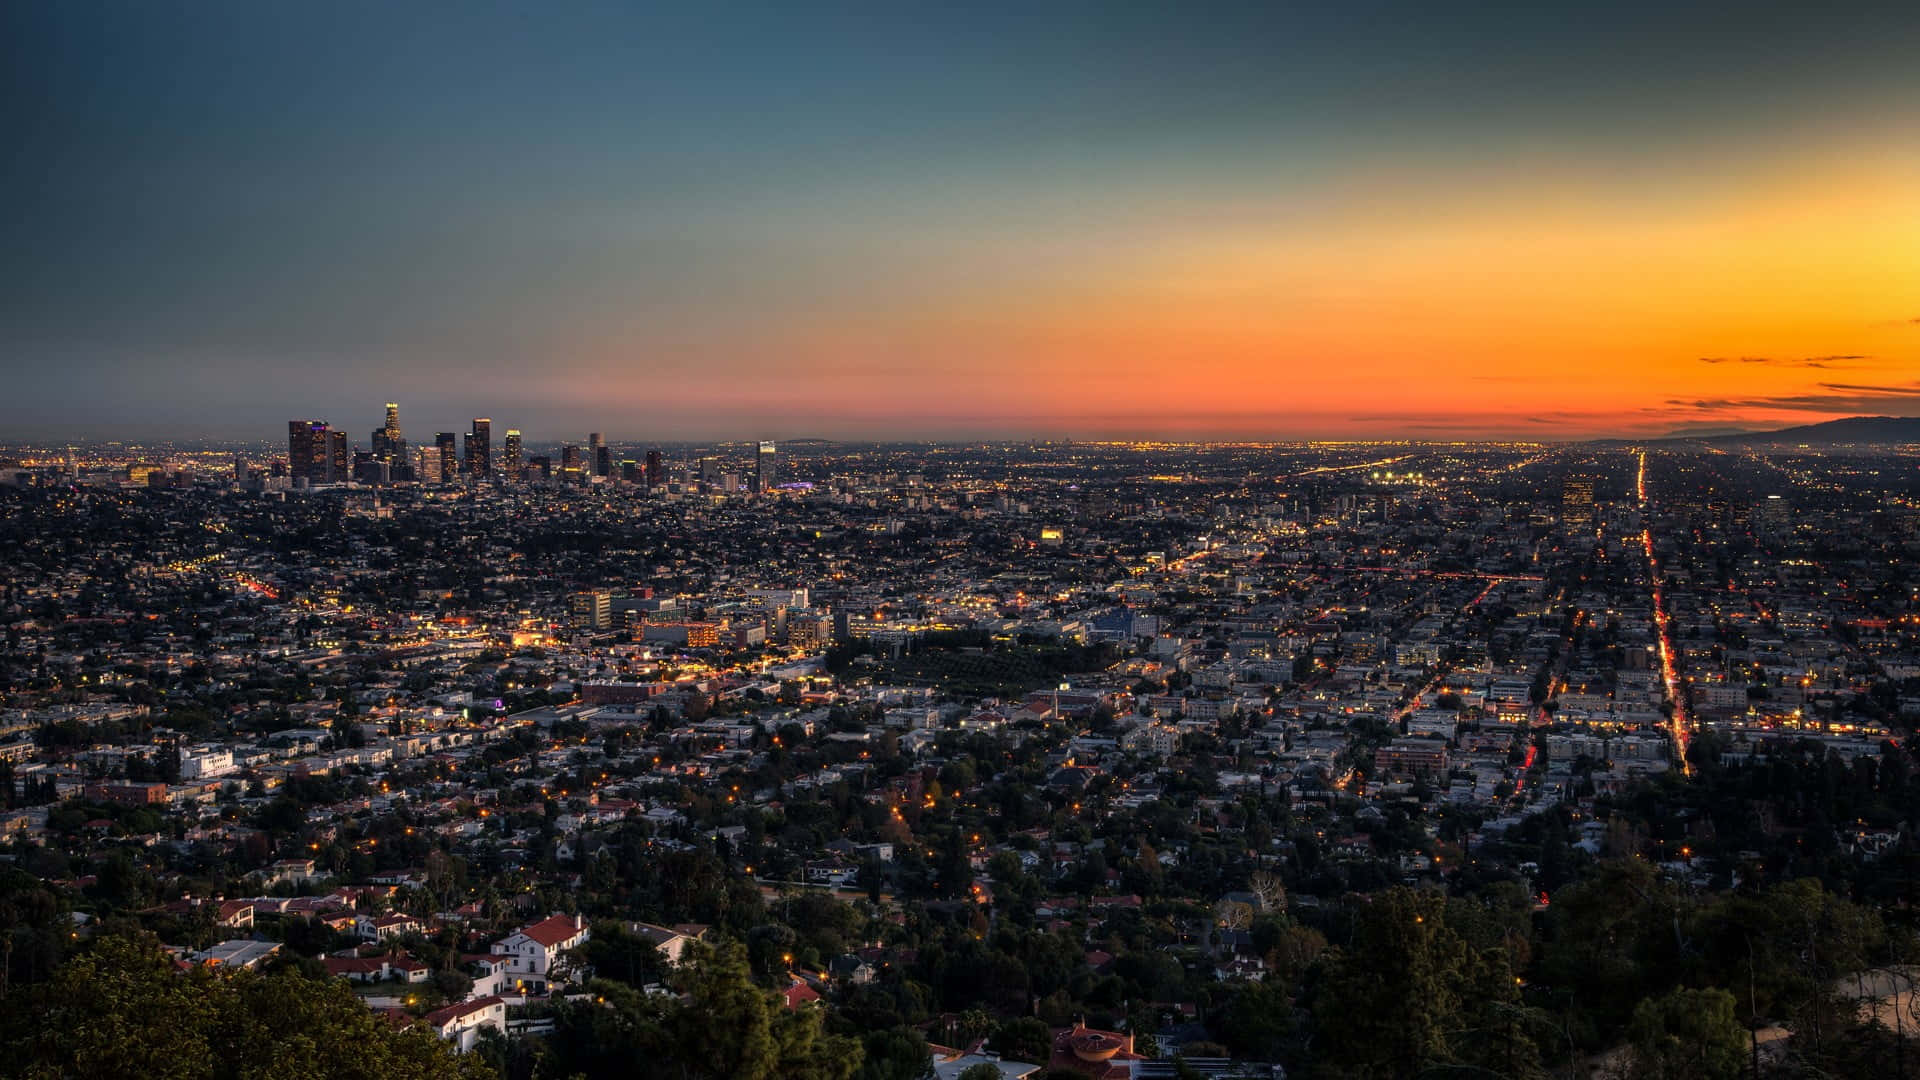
[3,2,1918,443]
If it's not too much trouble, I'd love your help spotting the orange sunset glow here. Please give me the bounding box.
[6,6,1919,441]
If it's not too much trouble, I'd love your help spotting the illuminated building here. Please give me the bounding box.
[645,449,664,487]
[1754,494,1789,536]
[329,430,349,482]
[287,420,330,485]
[435,432,457,483]
[465,418,492,477]
[589,432,610,478]
[502,429,523,480]
[370,402,406,475]
[569,591,611,631]
[755,440,779,493]
[1562,475,1595,528]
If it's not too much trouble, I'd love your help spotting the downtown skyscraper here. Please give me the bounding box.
[434,432,458,483]
[503,429,523,481]
[371,402,406,467]
[755,440,779,493]
[287,420,331,484]
[464,418,492,478]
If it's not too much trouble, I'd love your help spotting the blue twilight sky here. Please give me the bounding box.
[4,3,1918,442]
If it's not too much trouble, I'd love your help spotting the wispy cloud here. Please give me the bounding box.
[1697,355,1868,369]
[1663,380,1920,414]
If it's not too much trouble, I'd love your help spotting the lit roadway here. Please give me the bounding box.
[1274,455,1414,480]
[1638,450,1693,776]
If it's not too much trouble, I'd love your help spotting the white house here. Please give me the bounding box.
[424,995,507,1052]
[490,913,590,994]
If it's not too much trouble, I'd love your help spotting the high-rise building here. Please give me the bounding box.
[503,429,523,480]
[589,433,611,478]
[329,431,350,483]
[1562,475,1595,528]
[1754,494,1790,536]
[416,445,443,484]
[699,456,723,488]
[465,419,492,477]
[755,441,779,493]
[466,418,493,477]
[645,449,664,488]
[560,444,584,483]
[570,591,612,631]
[371,402,405,466]
[434,433,457,483]
[288,420,330,485]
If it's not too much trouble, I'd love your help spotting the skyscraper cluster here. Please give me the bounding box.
[284,404,780,493]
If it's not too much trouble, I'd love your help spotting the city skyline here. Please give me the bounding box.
[5,5,1919,441]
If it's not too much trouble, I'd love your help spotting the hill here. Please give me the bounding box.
[1697,415,1920,445]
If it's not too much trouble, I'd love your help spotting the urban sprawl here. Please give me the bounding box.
[5,406,1920,1079]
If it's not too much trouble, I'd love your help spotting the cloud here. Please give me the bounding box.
[1663,380,1920,414]
[1697,355,1868,369]
[1818,382,1920,395]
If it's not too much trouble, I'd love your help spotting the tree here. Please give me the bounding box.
[989,1017,1052,1065]
[1247,870,1286,914]
[957,1066,1001,1080]
[854,1027,931,1080]
[1213,898,1253,933]
[0,932,490,1080]
[1310,888,1538,1078]
[542,942,861,1080]
[1621,987,1745,1080]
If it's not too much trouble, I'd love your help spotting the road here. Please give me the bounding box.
[1637,450,1692,775]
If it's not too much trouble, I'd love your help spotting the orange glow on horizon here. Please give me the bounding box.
[554,145,1920,439]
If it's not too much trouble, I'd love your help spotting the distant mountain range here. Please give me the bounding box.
[1635,415,1920,446]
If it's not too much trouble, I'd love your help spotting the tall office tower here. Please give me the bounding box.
[416,445,442,484]
[371,402,405,464]
[329,431,350,482]
[560,444,584,483]
[503,429,523,480]
[466,418,492,477]
[589,432,610,478]
[645,449,664,487]
[288,420,330,485]
[434,432,458,483]
[755,440,779,493]
[1562,475,1596,528]
[699,456,722,487]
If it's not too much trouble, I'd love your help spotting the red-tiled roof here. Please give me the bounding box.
[322,956,388,976]
[516,913,586,948]
[426,995,504,1028]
